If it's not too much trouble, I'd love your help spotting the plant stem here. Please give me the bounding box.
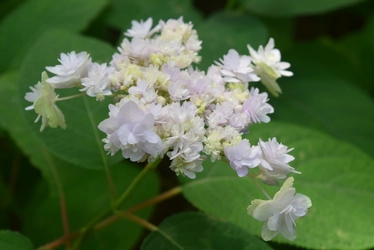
[37,232,79,250]
[42,150,71,248]
[56,93,85,101]
[94,186,182,230]
[36,184,181,250]
[249,175,272,200]
[82,96,117,200]
[71,158,163,249]
[114,158,162,208]
[128,186,181,213]
[116,211,158,231]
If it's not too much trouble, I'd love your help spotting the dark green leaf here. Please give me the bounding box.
[0,177,7,228]
[0,0,27,21]
[0,0,108,72]
[0,230,33,250]
[0,71,101,197]
[23,162,159,250]
[142,212,272,250]
[256,17,294,51]
[271,42,374,157]
[241,0,367,17]
[195,11,268,70]
[1,71,160,249]
[18,29,123,169]
[182,122,374,249]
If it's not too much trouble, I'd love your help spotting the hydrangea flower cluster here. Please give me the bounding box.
[25,17,311,241]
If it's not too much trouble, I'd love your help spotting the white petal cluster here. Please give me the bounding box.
[119,16,201,69]
[216,49,260,83]
[247,177,312,241]
[124,18,160,39]
[80,63,113,101]
[224,139,261,177]
[242,87,274,124]
[98,100,163,161]
[204,126,241,162]
[95,18,284,179]
[248,38,293,96]
[46,51,92,88]
[25,71,66,131]
[24,18,296,182]
[25,16,310,242]
[223,136,300,183]
[258,138,300,185]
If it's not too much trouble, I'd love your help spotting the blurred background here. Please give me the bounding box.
[0,0,373,249]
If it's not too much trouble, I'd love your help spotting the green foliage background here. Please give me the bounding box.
[0,0,373,249]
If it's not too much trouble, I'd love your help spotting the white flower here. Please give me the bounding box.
[207,101,235,128]
[98,100,163,161]
[242,87,274,124]
[168,77,190,101]
[167,133,203,162]
[224,139,261,177]
[80,63,113,101]
[162,102,205,164]
[247,177,312,241]
[217,49,260,83]
[124,18,160,39]
[120,38,152,65]
[258,138,300,185]
[204,126,241,161]
[128,80,158,105]
[25,71,66,131]
[248,38,292,96]
[170,155,205,179]
[46,51,91,88]
[159,17,193,42]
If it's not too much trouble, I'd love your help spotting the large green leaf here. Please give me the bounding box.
[0,0,27,21]
[241,0,367,17]
[182,122,374,249]
[195,11,268,70]
[0,0,108,72]
[18,29,123,170]
[0,231,33,250]
[0,177,7,228]
[0,71,77,197]
[270,42,374,157]
[323,13,374,95]
[1,71,160,249]
[142,212,273,250]
[23,162,159,250]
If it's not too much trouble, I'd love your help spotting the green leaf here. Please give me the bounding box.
[18,29,123,169]
[23,162,159,250]
[0,0,108,72]
[0,0,27,21]
[318,36,372,93]
[182,122,374,249]
[256,17,294,51]
[0,71,20,132]
[324,13,374,94]
[271,42,374,157]
[241,0,367,17]
[0,71,98,197]
[0,177,7,228]
[0,72,158,249]
[141,212,273,250]
[0,230,33,250]
[195,11,268,70]
[105,0,202,31]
